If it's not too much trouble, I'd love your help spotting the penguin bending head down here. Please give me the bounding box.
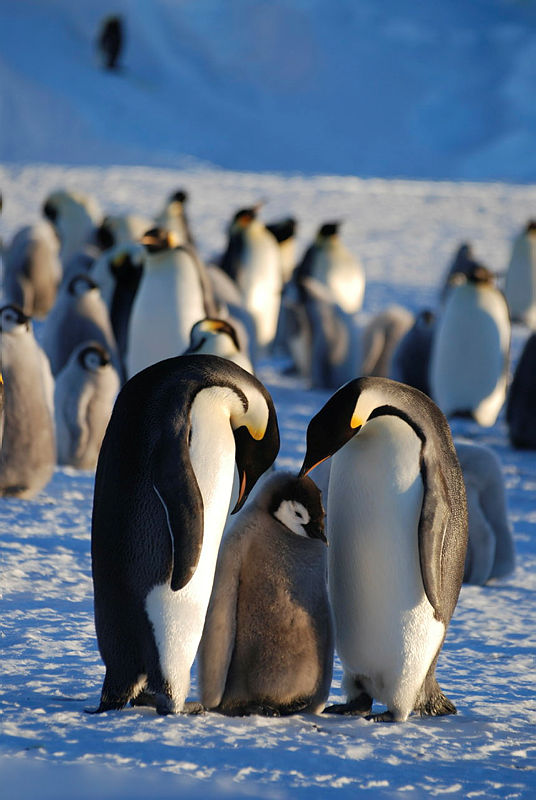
[300,377,468,722]
[89,354,279,715]
[199,470,333,717]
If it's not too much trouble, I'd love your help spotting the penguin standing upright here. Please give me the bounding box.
[506,331,536,448]
[43,190,102,264]
[390,309,436,395]
[126,229,215,378]
[199,471,333,716]
[3,222,62,318]
[300,377,468,722]
[54,342,121,470]
[41,274,120,377]
[89,354,279,715]
[220,207,282,349]
[266,217,297,284]
[295,222,365,315]
[504,220,536,328]
[0,305,56,498]
[430,262,510,427]
[155,190,194,246]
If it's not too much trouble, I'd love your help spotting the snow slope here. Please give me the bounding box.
[1,164,536,799]
[1,0,536,180]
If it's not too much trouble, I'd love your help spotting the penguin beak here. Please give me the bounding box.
[231,415,280,514]
[304,519,327,544]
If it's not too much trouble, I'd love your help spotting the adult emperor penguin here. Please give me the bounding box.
[126,228,216,378]
[0,304,56,498]
[390,309,436,396]
[155,189,195,246]
[199,470,333,716]
[295,222,365,315]
[54,342,121,470]
[41,273,120,378]
[89,354,279,715]
[184,318,254,374]
[430,262,510,427]
[43,189,102,264]
[300,377,468,722]
[504,220,536,328]
[3,221,62,318]
[506,331,536,448]
[455,440,515,585]
[220,206,282,348]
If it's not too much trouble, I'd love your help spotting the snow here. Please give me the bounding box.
[1,1,536,798]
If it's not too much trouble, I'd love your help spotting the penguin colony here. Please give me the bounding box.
[1,185,528,721]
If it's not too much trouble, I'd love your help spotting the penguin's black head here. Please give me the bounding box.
[188,318,241,353]
[43,199,58,223]
[68,273,99,297]
[0,304,31,333]
[231,207,258,229]
[465,261,495,286]
[78,342,111,371]
[170,189,188,204]
[318,222,340,238]
[267,473,326,543]
[94,218,116,251]
[525,220,536,233]
[140,227,180,253]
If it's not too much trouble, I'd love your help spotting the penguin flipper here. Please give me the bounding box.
[418,453,451,621]
[152,434,204,592]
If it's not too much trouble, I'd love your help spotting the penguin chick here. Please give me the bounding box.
[300,377,468,722]
[504,220,536,328]
[295,222,365,315]
[0,304,56,498]
[390,309,436,396]
[41,273,120,378]
[3,221,62,318]
[455,441,515,585]
[43,189,102,263]
[430,262,510,427]
[184,318,254,374]
[199,470,333,716]
[89,354,279,715]
[220,206,282,349]
[361,305,415,378]
[155,189,194,246]
[507,331,536,448]
[54,342,120,470]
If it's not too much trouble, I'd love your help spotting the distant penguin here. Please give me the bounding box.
[95,215,152,251]
[126,228,216,378]
[41,273,120,378]
[390,309,436,395]
[43,189,102,264]
[97,15,124,70]
[0,305,56,498]
[440,242,474,302]
[266,217,297,284]
[504,220,536,328]
[155,190,194,246]
[361,305,414,378]
[295,222,365,315]
[199,470,333,716]
[54,342,121,470]
[184,318,254,373]
[3,221,62,318]
[220,207,282,348]
[89,354,279,714]
[430,262,510,427]
[300,377,468,722]
[506,331,536,448]
[455,440,515,585]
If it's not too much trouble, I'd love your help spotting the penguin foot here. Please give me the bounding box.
[418,691,457,717]
[130,690,157,709]
[366,711,397,723]
[182,701,206,715]
[323,696,372,716]
[216,702,281,717]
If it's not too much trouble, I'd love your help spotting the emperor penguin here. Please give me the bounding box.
[390,309,436,396]
[155,189,195,246]
[41,273,120,378]
[199,470,333,716]
[43,189,102,264]
[54,342,121,470]
[220,207,282,349]
[506,331,536,448]
[0,305,56,498]
[3,221,62,318]
[266,217,297,284]
[96,15,124,70]
[430,262,510,427]
[440,242,474,303]
[455,440,515,585]
[184,318,254,374]
[361,305,414,378]
[126,228,216,378]
[295,222,365,315]
[88,354,279,714]
[300,377,468,722]
[504,220,536,328]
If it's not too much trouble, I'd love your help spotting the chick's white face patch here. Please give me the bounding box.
[274,500,311,537]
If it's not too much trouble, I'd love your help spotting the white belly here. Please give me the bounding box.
[145,389,236,709]
[238,240,281,347]
[328,416,445,720]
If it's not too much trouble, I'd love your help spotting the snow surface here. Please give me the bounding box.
[1,164,536,799]
[1,0,536,797]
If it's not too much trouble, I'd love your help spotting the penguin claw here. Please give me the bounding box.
[365,711,397,723]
